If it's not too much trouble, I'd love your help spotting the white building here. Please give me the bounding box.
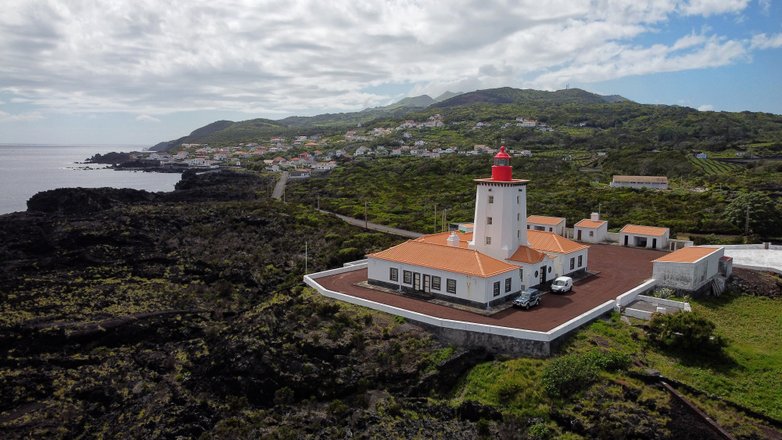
[574,213,608,243]
[620,224,670,250]
[652,246,727,292]
[367,147,589,308]
[610,175,669,190]
[527,215,566,235]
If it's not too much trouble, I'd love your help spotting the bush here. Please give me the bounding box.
[542,350,629,398]
[646,312,726,355]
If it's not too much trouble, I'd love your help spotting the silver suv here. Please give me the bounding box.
[513,288,541,310]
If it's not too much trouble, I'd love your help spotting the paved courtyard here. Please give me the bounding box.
[314,244,667,332]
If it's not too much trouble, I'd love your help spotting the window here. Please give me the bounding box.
[526,225,530,229]
[488,195,494,204]
[517,213,520,221]
[569,258,575,270]
[549,227,553,232]
[517,230,520,238]
[578,255,583,267]
[493,281,500,297]
[534,270,539,278]
[487,217,492,225]
[485,236,492,245]
[390,268,398,281]
[519,268,523,282]
[589,230,594,237]
[548,267,552,273]
[505,278,511,292]
[403,270,412,284]
[432,276,441,291]
[516,195,520,204]
[446,278,457,293]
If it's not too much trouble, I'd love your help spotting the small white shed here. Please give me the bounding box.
[620,224,669,250]
[527,215,566,236]
[574,213,608,243]
[653,246,725,292]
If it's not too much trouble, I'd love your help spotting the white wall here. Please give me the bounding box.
[652,248,723,291]
[529,221,565,236]
[368,257,521,305]
[574,224,607,243]
[620,231,669,249]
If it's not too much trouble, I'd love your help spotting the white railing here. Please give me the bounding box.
[615,279,656,308]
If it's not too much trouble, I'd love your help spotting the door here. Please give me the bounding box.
[624,235,629,246]
[413,272,421,291]
[652,238,657,249]
[423,274,431,293]
[577,229,582,241]
[540,265,547,284]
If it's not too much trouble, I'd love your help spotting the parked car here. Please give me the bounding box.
[513,287,541,310]
[551,276,573,293]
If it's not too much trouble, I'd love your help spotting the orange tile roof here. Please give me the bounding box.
[621,224,669,236]
[368,240,518,278]
[653,246,721,263]
[574,219,607,228]
[508,246,546,264]
[414,231,472,249]
[528,230,589,254]
[612,175,668,183]
[527,215,565,226]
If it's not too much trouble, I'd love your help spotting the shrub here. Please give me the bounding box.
[542,350,629,398]
[646,312,726,355]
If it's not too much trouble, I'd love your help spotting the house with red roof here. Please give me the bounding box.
[620,224,670,250]
[574,213,608,243]
[527,215,566,235]
[367,147,589,308]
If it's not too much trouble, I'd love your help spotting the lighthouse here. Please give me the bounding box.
[468,146,529,260]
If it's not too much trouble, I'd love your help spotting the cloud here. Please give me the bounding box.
[0,110,44,122]
[750,33,782,49]
[0,0,771,118]
[135,114,161,123]
[697,104,714,111]
[678,0,750,16]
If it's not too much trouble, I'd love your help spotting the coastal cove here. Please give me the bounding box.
[0,145,181,215]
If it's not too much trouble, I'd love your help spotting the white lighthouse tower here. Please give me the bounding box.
[468,146,528,260]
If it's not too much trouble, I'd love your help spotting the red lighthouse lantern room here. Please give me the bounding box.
[491,146,513,181]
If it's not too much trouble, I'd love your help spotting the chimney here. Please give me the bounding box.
[590,212,600,221]
[447,231,460,247]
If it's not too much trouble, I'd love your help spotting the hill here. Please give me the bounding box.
[433,87,629,107]
[149,87,632,151]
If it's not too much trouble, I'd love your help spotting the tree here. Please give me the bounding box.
[724,192,782,237]
[646,312,726,355]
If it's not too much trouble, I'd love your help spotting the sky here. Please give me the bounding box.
[1,0,781,146]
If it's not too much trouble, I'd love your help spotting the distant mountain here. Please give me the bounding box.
[433,87,630,107]
[150,87,633,151]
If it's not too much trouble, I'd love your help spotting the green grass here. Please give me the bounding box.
[688,156,743,175]
[645,293,782,420]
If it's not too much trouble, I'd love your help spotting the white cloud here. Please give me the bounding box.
[697,104,714,111]
[135,114,161,123]
[678,0,750,16]
[0,110,44,122]
[758,0,771,14]
[750,33,782,49]
[0,0,769,118]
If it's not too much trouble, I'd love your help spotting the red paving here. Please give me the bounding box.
[314,244,667,332]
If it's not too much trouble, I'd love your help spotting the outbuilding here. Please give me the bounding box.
[620,224,669,250]
[652,246,726,293]
[574,213,608,243]
[527,215,566,236]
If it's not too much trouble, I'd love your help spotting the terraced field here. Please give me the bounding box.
[688,156,744,175]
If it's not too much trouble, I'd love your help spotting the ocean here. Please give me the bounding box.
[0,144,182,215]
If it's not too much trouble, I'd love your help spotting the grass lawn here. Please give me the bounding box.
[645,293,782,421]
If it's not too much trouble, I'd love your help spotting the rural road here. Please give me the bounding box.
[271,171,288,200]
[318,209,423,239]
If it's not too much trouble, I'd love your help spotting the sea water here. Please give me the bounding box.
[0,144,181,215]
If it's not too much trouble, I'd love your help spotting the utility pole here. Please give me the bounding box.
[305,241,308,274]
[364,201,368,229]
[317,196,320,210]
[442,209,448,232]
[745,204,751,236]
